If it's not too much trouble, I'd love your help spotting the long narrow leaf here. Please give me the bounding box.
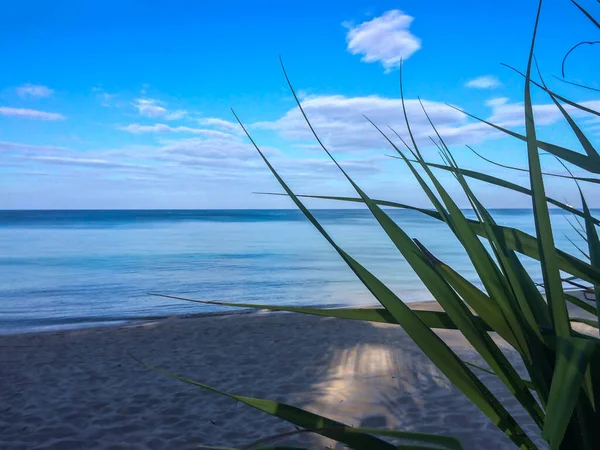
[129,353,397,449]
[523,0,570,337]
[258,192,600,286]
[150,293,491,330]
[542,337,598,448]
[446,105,600,173]
[389,156,600,226]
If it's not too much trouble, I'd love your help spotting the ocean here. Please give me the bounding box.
[0,209,588,333]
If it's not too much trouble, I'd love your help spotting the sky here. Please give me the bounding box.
[1,0,599,209]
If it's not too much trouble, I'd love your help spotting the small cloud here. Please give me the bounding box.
[485,97,509,107]
[16,84,54,98]
[0,106,65,121]
[344,10,421,73]
[133,98,167,118]
[197,118,241,133]
[132,98,186,120]
[466,75,502,89]
[93,87,118,107]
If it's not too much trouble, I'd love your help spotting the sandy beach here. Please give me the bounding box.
[3,299,595,450]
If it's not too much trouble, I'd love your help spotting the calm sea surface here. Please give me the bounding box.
[0,209,589,333]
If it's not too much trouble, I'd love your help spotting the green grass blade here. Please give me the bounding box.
[571,0,600,28]
[422,254,522,349]
[385,95,535,364]
[581,197,600,327]
[245,427,464,450]
[542,337,598,449]
[390,156,600,225]
[238,61,539,449]
[466,145,600,184]
[519,0,570,337]
[566,292,597,316]
[150,293,492,330]
[501,63,600,117]
[446,105,600,173]
[545,93,600,161]
[129,353,397,449]
[353,82,543,435]
[565,234,590,260]
[258,192,600,285]
[571,318,600,330]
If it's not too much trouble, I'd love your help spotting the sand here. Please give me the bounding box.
[1,299,595,450]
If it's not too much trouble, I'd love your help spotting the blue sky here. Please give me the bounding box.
[1,0,599,209]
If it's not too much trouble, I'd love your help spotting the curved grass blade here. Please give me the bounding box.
[561,40,600,79]
[149,293,489,330]
[501,63,600,117]
[465,145,600,184]
[533,60,600,163]
[542,337,599,449]
[414,249,521,350]
[523,0,570,338]
[389,156,600,225]
[554,153,600,329]
[379,98,538,368]
[237,59,538,449]
[415,116,554,407]
[571,0,600,29]
[257,192,600,286]
[581,196,600,326]
[128,353,397,450]
[446,104,600,173]
[571,318,600,330]
[244,427,464,450]
[554,76,600,94]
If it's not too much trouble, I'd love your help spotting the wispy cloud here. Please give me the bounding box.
[485,97,509,107]
[0,141,67,153]
[27,156,148,169]
[119,123,237,139]
[344,10,421,72]
[197,118,241,133]
[0,106,65,121]
[16,84,54,98]
[164,110,188,120]
[133,98,167,118]
[93,87,118,107]
[254,93,600,153]
[132,98,187,120]
[466,75,502,89]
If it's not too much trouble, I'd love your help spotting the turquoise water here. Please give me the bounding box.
[0,209,588,333]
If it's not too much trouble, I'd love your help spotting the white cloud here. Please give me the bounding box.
[119,123,237,139]
[253,95,470,151]
[344,10,421,72]
[485,97,509,107]
[253,93,600,154]
[466,75,502,89]
[0,106,65,121]
[132,98,187,120]
[133,98,167,118]
[16,84,54,98]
